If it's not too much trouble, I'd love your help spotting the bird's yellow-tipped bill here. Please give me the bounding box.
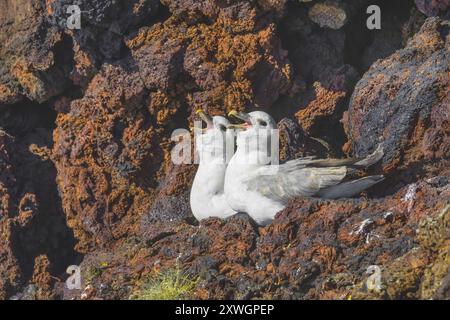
[228,110,239,118]
[195,109,213,127]
[228,110,251,123]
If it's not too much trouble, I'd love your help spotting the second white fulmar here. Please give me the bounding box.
[224,110,385,226]
[190,110,237,221]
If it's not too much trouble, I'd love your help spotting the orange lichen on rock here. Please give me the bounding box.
[0,83,20,104]
[45,0,54,15]
[308,1,347,30]
[50,1,292,255]
[296,82,346,136]
[31,255,55,300]
[10,59,43,101]
[52,61,158,252]
[73,176,450,300]
[127,11,291,112]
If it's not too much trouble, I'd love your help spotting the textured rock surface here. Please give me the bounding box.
[278,118,330,161]
[295,65,358,138]
[67,177,449,300]
[0,1,448,300]
[53,58,161,252]
[46,0,163,88]
[361,2,421,72]
[52,0,292,252]
[0,127,78,299]
[345,18,449,178]
[415,0,450,17]
[308,1,349,30]
[0,0,72,103]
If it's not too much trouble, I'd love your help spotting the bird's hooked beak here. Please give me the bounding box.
[227,110,252,130]
[191,109,213,133]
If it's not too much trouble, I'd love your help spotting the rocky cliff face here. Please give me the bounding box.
[0,0,448,300]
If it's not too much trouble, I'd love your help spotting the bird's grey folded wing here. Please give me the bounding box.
[283,156,360,169]
[243,164,348,203]
[282,156,316,169]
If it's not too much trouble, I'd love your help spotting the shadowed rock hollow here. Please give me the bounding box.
[0,0,448,300]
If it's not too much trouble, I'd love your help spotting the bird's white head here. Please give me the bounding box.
[247,111,277,130]
[194,110,235,163]
[227,110,276,131]
[227,110,277,160]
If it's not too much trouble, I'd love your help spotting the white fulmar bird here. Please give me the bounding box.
[190,110,237,221]
[224,110,385,226]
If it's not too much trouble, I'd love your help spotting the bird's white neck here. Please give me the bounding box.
[190,156,234,220]
[234,133,274,166]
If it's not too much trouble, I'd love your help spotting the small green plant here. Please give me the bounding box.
[84,267,101,285]
[133,266,198,300]
[84,263,108,284]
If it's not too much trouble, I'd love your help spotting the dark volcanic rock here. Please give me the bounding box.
[344,18,450,177]
[46,0,162,88]
[0,0,73,103]
[361,2,417,72]
[140,163,197,244]
[415,0,450,17]
[278,117,330,161]
[131,27,186,91]
[160,0,287,24]
[74,177,449,300]
[295,65,358,139]
[0,130,22,299]
[281,6,347,85]
[0,127,78,299]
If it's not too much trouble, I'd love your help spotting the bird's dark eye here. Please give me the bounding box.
[258,119,267,126]
[220,125,227,131]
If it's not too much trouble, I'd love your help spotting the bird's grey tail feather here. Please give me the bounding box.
[353,143,384,168]
[317,175,385,199]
